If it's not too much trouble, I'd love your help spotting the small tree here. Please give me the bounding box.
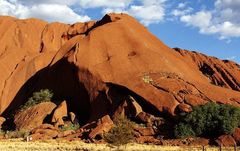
[20,89,53,111]
[104,117,135,146]
[174,123,195,139]
[174,102,240,138]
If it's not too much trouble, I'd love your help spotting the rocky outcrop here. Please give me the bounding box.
[174,48,240,92]
[134,127,156,136]
[112,96,143,120]
[51,100,68,127]
[0,13,239,133]
[29,124,59,141]
[233,128,240,145]
[215,135,236,147]
[88,115,114,139]
[0,117,5,129]
[14,102,56,130]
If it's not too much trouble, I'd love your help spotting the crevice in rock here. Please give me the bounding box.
[174,48,240,92]
[214,65,239,91]
[39,24,48,53]
[150,82,170,93]
[0,55,26,104]
[0,46,8,59]
[199,62,215,78]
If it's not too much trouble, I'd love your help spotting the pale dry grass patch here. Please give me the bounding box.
[0,139,239,151]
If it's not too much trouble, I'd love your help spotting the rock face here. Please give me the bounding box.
[112,96,143,120]
[29,124,59,141]
[14,102,56,130]
[174,48,240,91]
[215,135,236,147]
[0,13,240,126]
[0,117,5,129]
[233,128,240,145]
[88,115,114,139]
[51,100,68,127]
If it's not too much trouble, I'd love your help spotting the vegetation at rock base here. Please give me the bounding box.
[174,102,240,138]
[60,123,80,131]
[4,130,30,139]
[19,89,53,111]
[104,117,135,146]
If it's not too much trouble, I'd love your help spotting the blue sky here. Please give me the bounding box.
[0,0,240,63]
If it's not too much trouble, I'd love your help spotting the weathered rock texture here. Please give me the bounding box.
[14,102,56,130]
[0,13,239,126]
[51,100,68,127]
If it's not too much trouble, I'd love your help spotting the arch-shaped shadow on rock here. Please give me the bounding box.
[3,57,91,127]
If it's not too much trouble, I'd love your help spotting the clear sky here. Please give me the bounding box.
[0,0,239,63]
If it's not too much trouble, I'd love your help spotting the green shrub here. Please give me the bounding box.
[60,123,80,131]
[20,89,53,111]
[174,102,240,138]
[5,130,30,139]
[104,117,135,146]
[174,123,195,138]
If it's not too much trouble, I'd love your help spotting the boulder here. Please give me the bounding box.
[32,129,59,138]
[134,127,155,136]
[69,112,79,124]
[58,132,82,141]
[89,115,114,139]
[177,103,192,113]
[28,133,53,141]
[184,95,208,106]
[51,100,68,127]
[14,102,56,130]
[136,112,155,124]
[34,124,58,130]
[216,135,236,147]
[136,136,162,144]
[112,100,128,120]
[112,96,142,120]
[128,96,142,117]
[0,117,6,129]
[31,124,58,133]
[233,128,240,145]
[29,124,59,141]
[57,130,75,138]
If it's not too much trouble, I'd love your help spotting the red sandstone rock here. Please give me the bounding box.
[134,127,155,136]
[14,102,56,130]
[69,112,78,124]
[32,129,59,138]
[233,128,240,145]
[34,124,58,130]
[0,117,5,128]
[88,115,114,139]
[136,136,162,144]
[57,130,75,138]
[29,133,52,141]
[112,96,143,120]
[177,103,192,113]
[216,135,236,147]
[0,13,239,127]
[51,100,68,127]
